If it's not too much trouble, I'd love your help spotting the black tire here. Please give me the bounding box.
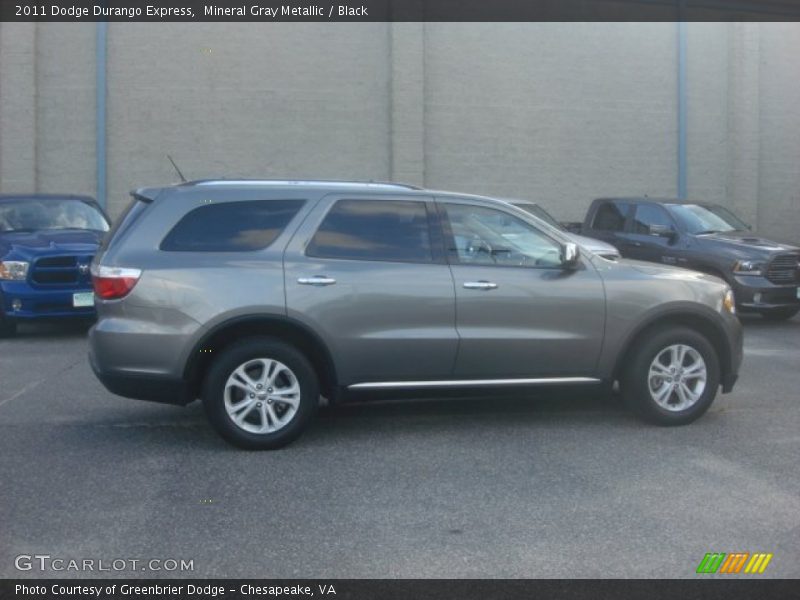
[759,307,799,322]
[621,326,720,426]
[0,316,17,338]
[202,337,319,450]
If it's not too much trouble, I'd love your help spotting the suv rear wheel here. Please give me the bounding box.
[202,337,319,450]
[621,326,720,425]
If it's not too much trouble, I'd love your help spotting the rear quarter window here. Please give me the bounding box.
[160,199,305,252]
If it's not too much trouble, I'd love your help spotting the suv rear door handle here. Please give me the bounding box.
[297,275,337,286]
[463,281,498,291]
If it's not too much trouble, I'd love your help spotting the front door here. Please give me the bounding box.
[439,200,606,379]
[618,203,681,265]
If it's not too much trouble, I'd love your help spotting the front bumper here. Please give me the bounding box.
[731,275,799,311]
[721,310,744,393]
[0,280,96,320]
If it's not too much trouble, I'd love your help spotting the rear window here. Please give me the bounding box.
[592,201,630,232]
[306,199,432,263]
[161,199,304,252]
[101,197,147,251]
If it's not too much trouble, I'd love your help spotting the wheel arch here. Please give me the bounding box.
[611,307,734,389]
[184,315,339,401]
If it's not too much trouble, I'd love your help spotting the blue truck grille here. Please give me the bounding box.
[31,255,94,286]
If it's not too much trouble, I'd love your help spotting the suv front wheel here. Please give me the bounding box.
[621,326,720,425]
[202,337,319,450]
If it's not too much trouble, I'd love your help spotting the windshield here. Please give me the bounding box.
[666,203,745,235]
[705,205,750,231]
[512,203,564,230]
[0,199,109,233]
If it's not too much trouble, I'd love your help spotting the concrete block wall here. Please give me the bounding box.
[0,22,797,243]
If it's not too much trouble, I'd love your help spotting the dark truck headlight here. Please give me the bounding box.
[732,260,765,276]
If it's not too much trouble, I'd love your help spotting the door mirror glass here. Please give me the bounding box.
[561,242,580,268]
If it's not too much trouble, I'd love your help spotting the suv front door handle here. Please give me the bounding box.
[297,275,337,286]
[463,281,498,291]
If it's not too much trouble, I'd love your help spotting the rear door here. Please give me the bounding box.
[284,194,458,386]
[439,199,605,379]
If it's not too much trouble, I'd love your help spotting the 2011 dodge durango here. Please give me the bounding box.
[88,180,743,449]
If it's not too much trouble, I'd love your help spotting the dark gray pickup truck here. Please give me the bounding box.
[578,197,800,320]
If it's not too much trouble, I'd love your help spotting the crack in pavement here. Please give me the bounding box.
[0,357,83,410]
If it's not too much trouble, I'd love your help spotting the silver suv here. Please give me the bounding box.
[89,180,743,449]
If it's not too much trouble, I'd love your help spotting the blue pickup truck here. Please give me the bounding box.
[0,195,109,336]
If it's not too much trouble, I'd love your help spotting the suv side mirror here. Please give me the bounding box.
[561,242,580,269]
[649,224,677,241]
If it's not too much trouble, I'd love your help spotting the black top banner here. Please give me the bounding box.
[3,0,800,22]
[2,579,800,600]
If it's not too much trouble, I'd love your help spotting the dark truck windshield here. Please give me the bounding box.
[512,203,564,230]
[666,203,748,235]
[0,199,109,233]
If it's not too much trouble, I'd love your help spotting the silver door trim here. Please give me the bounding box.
[348,377,602,390]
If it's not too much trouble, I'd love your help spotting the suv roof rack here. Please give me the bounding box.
[183,179,423,191]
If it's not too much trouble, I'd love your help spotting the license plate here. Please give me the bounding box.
[73,292,95,308]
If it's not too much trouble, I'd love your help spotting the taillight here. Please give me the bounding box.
[91,265,141,300]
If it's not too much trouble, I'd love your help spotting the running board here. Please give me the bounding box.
[347,377,602,390]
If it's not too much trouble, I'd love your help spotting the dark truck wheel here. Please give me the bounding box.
[621,326,720,426]
[759,307,799,322]
[202,337,319,450]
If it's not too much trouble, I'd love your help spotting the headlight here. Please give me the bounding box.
[723,288,736,314]
[733,260,765,276]
[0,261,29,280]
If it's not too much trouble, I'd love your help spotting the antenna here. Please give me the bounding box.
[166,155,187,183]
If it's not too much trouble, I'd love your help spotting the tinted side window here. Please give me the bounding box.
[307,199,432,263]
[592,201,629,232]
[632,204,673,234]
[161,199,304,252]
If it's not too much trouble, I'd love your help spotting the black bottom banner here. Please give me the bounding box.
[2,580,799,600]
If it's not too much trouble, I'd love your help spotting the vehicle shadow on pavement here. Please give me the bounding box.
[60,386,632,453]
[12,320,93,338]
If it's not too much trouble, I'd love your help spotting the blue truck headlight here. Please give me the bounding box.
[0,260,29,280]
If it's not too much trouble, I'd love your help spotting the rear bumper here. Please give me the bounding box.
[0,281,96,320]
[88,345,193,405]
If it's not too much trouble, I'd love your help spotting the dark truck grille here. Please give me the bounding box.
[766,253,800,285]
[31,255,94,286]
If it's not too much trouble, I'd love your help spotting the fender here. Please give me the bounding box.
[182,312,339,398]
[604,301,739,388]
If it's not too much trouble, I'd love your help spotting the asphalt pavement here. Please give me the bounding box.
[1,315,798,578]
